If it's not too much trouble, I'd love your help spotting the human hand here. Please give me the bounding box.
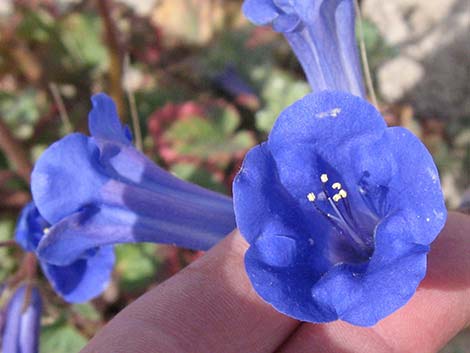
[81,212,470,353]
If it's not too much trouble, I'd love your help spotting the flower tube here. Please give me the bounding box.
[233,90,446,326]
[33,94,236,267]
[2,284,42,353]
[242,0,365,97]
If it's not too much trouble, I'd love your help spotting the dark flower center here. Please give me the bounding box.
[307,173,377,264]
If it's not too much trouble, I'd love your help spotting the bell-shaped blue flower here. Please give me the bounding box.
[242,0,365,97]
[15,202,114,303]
[2,284,42,353]
[233,90,446,326]
[33,93,236,267]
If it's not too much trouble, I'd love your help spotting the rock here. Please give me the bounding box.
[377,57,424,102]
[363,0,470,120]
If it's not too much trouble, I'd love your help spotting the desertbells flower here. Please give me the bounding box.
[15,202,114,303]
[242,0,365,97]
[33,93,235,268]
[233,90,446,326]
[2,284,42,353]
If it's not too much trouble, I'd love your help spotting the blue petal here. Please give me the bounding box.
[234,143,318,245]
[41,246,115,303]
[381,127,447,244]
[288,0,364,95]
[245,244,337,322]
[13,202,113,303]
[2,285,41,353]
[15,202,48,252]
[311,216,430,326]
[267,91,385,200]
[272,13,302,32]
[332,0,365,96]
[31,133,106,225]
[242,0,280,25]
[89,93,132,145]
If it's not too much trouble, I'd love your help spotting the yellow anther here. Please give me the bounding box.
[332,182,342,190]
[320,174,328,183]
[332,194,342,202]
[339,189,347,198]
[307,192,316,202]
[43,228,50,235]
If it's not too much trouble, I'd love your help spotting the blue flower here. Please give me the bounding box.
[242,0,365,97]
[15,202,114,303]
[2,284,42,353]
[33,93,236,267]
[233,90,446,326]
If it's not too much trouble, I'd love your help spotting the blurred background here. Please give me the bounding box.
[0,0,468,351]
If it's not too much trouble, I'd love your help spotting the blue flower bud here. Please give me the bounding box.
[2,285,42,353]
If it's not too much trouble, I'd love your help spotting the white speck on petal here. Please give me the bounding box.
[315,108,341,119]
[433,209,445,220]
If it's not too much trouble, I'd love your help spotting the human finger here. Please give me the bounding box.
[278,212,470,353]
[81,230,299,353]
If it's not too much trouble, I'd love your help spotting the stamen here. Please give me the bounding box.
[306,191,341,223]
[332,194,342,202]
[43,228,50,235]
[326,197,367,248]
[337,192,358,227]
[307,176,369,252]
[332,182,342,190]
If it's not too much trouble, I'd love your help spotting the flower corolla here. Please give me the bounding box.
[233,90,446,326]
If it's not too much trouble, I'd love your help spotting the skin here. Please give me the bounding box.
[81,212,470,353]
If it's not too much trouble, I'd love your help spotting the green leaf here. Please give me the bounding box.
[255,69,310,133]
[164,104,255,162]
[71,303,101,322]
[17,8,54,42]
[40,322,88,353]
[115,243,158,292]
[355,20,397,76]
[0,217,16,281]
[0,89,43,139]
[59,13,108,70]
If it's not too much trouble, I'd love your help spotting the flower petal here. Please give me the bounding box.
[311,215,430,326]
[267,91,385,200]
[272,13,302,32]
[15,201,48,252]
[245,244,337,322]
[31,133,106,224]
[242,0,280,25]
[89,93,132,145]
[234,143,316,244]
[41,246,115,303]
[381,127,447,244]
